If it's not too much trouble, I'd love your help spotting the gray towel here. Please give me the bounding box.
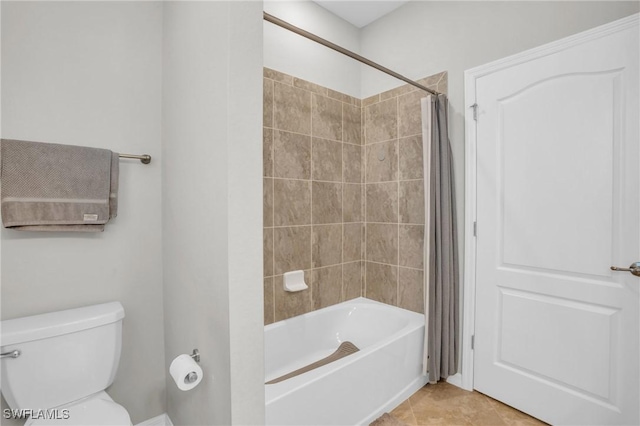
[0,139,119,232]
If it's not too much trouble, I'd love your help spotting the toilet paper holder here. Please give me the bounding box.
[170,349,204,391]
[186,350,200,384]
[185,371,198,384]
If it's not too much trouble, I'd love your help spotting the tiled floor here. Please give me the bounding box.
[389,382,547,426]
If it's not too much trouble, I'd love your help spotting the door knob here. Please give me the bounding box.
[610,262,640,277]
[0,350,20,359]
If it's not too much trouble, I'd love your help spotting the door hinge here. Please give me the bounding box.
[471,335,475,350]
[473,221,477,237]
[471,103,478,121]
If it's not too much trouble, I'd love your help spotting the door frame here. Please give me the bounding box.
[460,13,640,393]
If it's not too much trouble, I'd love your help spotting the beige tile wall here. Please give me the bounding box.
[263,67,447,324]
[362,71,447,315]
[263,68,364,324]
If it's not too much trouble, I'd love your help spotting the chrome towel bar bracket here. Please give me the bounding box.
[118,153,151,164]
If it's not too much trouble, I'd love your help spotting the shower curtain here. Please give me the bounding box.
[421,94,459,383]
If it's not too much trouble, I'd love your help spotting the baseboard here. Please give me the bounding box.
[446,372,463,389]
[136,413,173,426]
[359,375,429,425]
[447,372,474,391]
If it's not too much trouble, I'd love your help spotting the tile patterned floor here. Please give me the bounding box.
[389,382,547,426]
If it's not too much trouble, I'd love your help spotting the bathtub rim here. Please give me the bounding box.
[264,297,426,406]
[264,297,424,334]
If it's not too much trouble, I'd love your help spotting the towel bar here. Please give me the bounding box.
[119,153,151,164]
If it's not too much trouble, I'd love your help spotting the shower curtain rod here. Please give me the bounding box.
[263,12,440,96]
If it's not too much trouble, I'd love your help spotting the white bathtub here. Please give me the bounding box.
[265,297,427,425]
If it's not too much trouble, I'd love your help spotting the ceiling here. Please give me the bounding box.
[312,1,409,28]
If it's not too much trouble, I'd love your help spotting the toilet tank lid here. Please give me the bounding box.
[1,302,125,347]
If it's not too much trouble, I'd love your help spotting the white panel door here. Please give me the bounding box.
[473,17,639,425]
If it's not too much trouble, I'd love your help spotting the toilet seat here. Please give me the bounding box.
[24,392,131,426]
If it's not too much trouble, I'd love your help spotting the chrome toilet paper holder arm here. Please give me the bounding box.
[185,350,200,383]
[185,371,198,384]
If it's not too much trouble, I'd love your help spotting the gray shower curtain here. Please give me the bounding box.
[421,94,459,383]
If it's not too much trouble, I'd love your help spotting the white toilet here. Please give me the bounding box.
[0,302,132,425]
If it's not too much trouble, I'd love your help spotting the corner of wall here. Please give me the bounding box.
[161,1,264,424]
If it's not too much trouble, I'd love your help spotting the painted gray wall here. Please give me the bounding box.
[264,0,362,97]
[0,1,165,424]
[162,2,264,424]
[359,0,639,372]
[227,3,267,423]
[361,1,640,245]
[1,2,264,424]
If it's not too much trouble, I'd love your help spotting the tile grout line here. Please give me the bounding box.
[268,175,423,184]
[396,94,401,307]
[270,176,360,184]
[267,221,371,229]
[357,100,364,265]
[264,74,360,107]
[271,222,347,228]
[271,79,276,324]
[367,220,425,226]
[364,260,423,272]
[479,392,516,425]
[407,396,417,426]
[263,260,363,280]
[341,101,345,302]
[363,102,367,299]
[309,92,314,309]
[367,177,425,183]
[263,125,362,147]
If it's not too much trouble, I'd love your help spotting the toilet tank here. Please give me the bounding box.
[0,302,125,411]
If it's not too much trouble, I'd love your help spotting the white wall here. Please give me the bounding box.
[361,1,640,219]
[361,2,640,97]
[360,0,639,372]
[162,1,264,424]
[264,0,362,97]
[360,1,640,261]
[1,1,264,424]
[227,2,266,423]
[0,1,165,424]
